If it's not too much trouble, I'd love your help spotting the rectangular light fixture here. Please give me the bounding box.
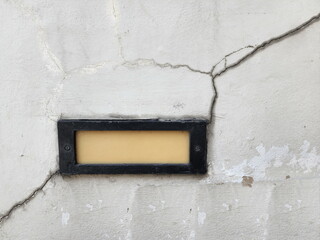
[58,119,207,174]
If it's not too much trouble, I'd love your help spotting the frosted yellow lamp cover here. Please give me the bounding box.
[76,130,190,164]
[58,119,207,174]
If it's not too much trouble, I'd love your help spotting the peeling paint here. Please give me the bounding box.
[223,141,320,182]
[288,140,320,173]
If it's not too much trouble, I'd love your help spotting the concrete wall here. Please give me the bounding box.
[0,1,320,239]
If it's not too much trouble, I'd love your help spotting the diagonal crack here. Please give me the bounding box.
[210,12,320,80]
[208,12,320,124]
[0,170,59,226]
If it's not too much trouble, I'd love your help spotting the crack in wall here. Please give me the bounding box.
[0,170,59,226]
[210,12,320,80]
[224,46,255,71]
[121,12,320,124]
[0,9,319,229]
[207,12,320,124]
[122,58,210,75]
[209,45,255,76]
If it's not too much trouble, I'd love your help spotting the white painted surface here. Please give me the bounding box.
[0,0,320,239]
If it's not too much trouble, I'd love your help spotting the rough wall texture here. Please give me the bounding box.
[0,1,320,239]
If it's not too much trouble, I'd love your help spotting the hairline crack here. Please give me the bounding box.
[0,170,59,226]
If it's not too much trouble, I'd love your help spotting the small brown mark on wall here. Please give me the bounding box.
[242,176,254,187]
[286,175,290,179]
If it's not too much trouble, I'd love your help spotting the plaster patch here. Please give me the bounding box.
[68,61,115,75]
[10,1,65,74]
[45,82,64,121]
[189,230,196,239]
[148,204,156,212]
[234,199,239,208]
[297,200,302,208]
[256,213,269,236]
[125,230,132,240]
[284,204,293,211]
[61,212,70,225]
[86,204,93,211]
[197,212,206,225]
[222,203,232,211]
[38,30,65,73]
[127,214,133,221]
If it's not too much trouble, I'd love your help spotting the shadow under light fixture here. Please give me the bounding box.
[58,119,207,174]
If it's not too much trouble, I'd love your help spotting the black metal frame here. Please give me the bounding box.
[58,119,207,174]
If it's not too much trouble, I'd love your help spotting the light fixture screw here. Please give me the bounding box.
[195,145,201,152]
[64,145,71,151]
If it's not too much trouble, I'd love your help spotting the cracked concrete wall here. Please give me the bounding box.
[0,0,319,239]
